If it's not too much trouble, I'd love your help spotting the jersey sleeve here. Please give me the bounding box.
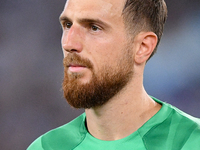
[182,125,200,150]
[27,136,44,150]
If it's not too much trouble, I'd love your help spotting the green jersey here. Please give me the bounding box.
[27,98,200,150]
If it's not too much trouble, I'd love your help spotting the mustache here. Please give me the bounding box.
[63,53,93,69]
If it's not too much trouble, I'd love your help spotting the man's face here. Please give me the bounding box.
[60,0,135,108]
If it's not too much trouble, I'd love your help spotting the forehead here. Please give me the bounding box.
[61,0,125,22]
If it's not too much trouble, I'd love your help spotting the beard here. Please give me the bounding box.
[62,45,134,109]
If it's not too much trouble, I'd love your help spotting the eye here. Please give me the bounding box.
[91,25,100,31]
[66,22,72,28]
[62,21,72,29]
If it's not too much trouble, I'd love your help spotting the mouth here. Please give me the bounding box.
[68,64,87,72]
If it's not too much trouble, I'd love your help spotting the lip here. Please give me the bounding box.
[68,64,87,72]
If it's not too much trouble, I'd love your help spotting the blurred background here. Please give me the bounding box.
[0,0,200,149]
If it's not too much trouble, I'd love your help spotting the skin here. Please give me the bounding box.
[60,0,161,141]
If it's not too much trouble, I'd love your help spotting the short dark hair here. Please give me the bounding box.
[122,0,168,59]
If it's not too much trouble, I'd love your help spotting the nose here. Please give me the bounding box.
[62,25,83,55]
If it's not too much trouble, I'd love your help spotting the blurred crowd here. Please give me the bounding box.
[0,0,200,149]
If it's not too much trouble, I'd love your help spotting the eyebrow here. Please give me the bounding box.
[78,18,110,27]
[59,15,111,29]
[59,15,71,23]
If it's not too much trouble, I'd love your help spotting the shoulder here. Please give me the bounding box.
[168,101,200,128]
[144,97,200,149]
[155,97,200,148]
[169,103,200,148]
[27,113,87,150]
[153,97,200,128]
[170,107,200,149]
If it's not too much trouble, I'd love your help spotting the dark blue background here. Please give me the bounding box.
[0,0,199,149]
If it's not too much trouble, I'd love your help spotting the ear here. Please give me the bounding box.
[134,32,158,64]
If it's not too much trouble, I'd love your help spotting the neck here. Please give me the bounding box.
[85,75,161,141]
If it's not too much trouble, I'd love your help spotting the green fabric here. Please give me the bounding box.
[27,97,200,150]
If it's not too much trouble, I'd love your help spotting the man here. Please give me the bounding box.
[28,0,200,149]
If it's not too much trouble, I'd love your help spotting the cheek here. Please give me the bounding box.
[92,51,123,75]
[61,31,67,46]
[63,51,67,58]
[91,41,125,66]
[62,47,68,58]
[61,33,67,57]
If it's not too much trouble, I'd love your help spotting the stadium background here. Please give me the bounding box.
[0,0,200,149]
